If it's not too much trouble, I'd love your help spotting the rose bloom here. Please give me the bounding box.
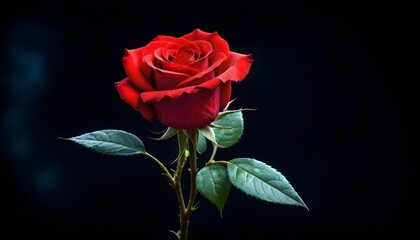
[115,28,253,129]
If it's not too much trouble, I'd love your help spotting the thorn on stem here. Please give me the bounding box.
[169,230,181,239]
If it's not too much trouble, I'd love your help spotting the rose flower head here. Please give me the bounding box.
[115,28,253,129]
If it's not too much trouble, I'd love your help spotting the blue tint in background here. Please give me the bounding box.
[1,1,418,239]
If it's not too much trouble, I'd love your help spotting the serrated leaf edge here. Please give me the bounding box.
[227,158,308,209]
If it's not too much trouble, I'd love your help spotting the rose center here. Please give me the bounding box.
[171,49,197,65]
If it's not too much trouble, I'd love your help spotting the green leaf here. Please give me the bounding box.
[227,158,308,209]
[197,132,208,154]
[61,129,146,156]
[212,111,244,148]
[196,164,231,216]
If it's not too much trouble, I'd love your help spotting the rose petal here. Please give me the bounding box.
[140,85,202,103]
[195,78,221,90]
[175,52,226,88]
[181,29,230,63]
[183,40,212,70]
[114,78,155,121]
[144,55,189,77]
[215,52,253,82]
[154,68,192,90]
[193,79,234,109]
[195,52,253,91]
[163,40,199,63]
[144,54,191,90]
[155,47,201,77]
[194,40,212,59]
[122,48,155,91]
[219,81,232,110]
[156,40,212,75]
[152,35,177,42]
[123,40,177,90]
[153,86,221,129]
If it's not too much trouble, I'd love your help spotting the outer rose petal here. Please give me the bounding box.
[114,78,155,121]
[141,85,200,103]
[219,81,232,110]
[152,35,177,42]
[191,52,253,91]
[215,52,253,82]
[122,48,155,91]
[153,86,221,129]
[126,40,180,89]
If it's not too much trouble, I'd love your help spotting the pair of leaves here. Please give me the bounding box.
[61,124,308,218]
[196,158,308,216]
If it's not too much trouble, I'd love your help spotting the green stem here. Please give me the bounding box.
[143,131,199,240]
[186,132,198,215]
[175,129,199,240]
[209,144,218,161]
[174,149,187,240]
[143,152,175,185]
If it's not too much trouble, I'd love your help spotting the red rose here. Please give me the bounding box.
[115,28,253,129]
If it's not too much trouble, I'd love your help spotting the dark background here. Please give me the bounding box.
[1,1,418,239]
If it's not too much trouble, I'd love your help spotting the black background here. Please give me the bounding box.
[1,1,419,239]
